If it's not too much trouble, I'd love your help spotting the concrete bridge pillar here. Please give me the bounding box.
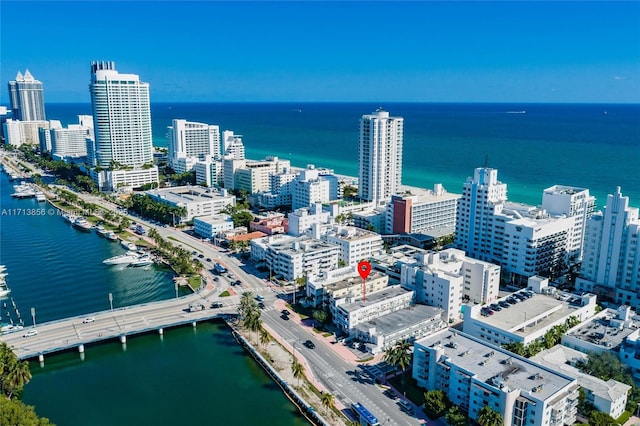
[38,354,44,363]
[78,344,85,353]
[120,335,127,344]
[158,328,163,335]
[192,321,197,328]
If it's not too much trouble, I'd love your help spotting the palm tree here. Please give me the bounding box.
[5,359,31,399]
[239,291,256,319]
[320,392,334,411]
[384,339,412,389]
[477,406,503,426]
[259,326,271,348]
[291,359,304,386]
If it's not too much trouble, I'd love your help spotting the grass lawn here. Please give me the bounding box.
[188,275,202,291]
[388,374,425,407]
[219,290,230,297]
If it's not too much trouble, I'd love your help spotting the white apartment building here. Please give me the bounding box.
[305,266,378,307]
[235,157,291,194]
[532,345,631,419]
[250,234,294,263]
[168,119,220,173]
[3,119,48,147]
[292,166,331,210]
[222,156,246,190]
[193,215,234,239]
[386,184,459,235]
[259,236,340,282]
[455,167,508,264]
[146,186,235,222]
[50,121,91,159]
[358,109,403,206]
[401,248,500,323]
[259,170,297,209]
[576,187,640,308]
[542,185,595,262]
[222,130,245,159]
[92,167,159,193]
[319,225,383,267]
[332,286,413,333]
[413,329,580,426]
[288,203,330,237]
[88,61,158,191]
[463,285,597,347]
[194,159,223,188]
[8,70,46,121]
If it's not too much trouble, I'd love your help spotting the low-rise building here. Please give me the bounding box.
[413,329,580,426]
[332,286,413,334]
[306,268,387,308]
[288,203,330,236]
[463,278,597,347]
[146,186,235,222]
[93,167,160,193]
[193,214,234,239]
[531,345,631,419]
[353,304,445,354]
[249,212,288,235]
[320,225,383,267]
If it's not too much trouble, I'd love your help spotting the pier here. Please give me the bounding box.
[0,292,240,361]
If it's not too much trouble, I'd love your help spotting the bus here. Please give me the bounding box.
[351,402,380,426]
[213,263,227,275]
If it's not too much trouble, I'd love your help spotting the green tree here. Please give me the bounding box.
[423,390,450,419]
[384,339,412,390]
[259,326,271,348]
[477,406,503,426]
[313,309,327,328]
[445,405,468,426]
[588,411,618,426]
[320,392,334,410]
[0,398,54,426]
[291,359,304,386]
[502,341,526,356]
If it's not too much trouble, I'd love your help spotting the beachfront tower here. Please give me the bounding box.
[88,61,158,191]
[358,109,404,206]
[8,70,46,121]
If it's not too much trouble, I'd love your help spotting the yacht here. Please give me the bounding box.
[0,267,11,299]
[95,225,109,237]
[1,324,23,334]
[103,251,141,265]
[72,217,93,232]
[121,240,137,251]
[35,191,46,202]
[11,183,36,198]
[62,213,76,224]
[105,231,119,241]
[129,254,153,267]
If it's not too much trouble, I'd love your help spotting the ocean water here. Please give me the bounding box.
[46,102,640,208]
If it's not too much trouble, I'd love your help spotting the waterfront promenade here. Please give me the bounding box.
[0,289,240,361]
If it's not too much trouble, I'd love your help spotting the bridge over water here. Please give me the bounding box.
[0,292,241,361]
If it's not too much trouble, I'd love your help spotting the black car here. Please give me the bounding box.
[206,258,212,262]
[498,301,510,308]
[303,340,315,349]
[280,314,289,320]
[383,389,397,400]
[490,303,502,311]
[281,309,290,315]
[198,254,204,258]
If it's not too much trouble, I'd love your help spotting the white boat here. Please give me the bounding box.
[103,251,141,265]
[62,213,76,223]
[11,183,36,198]
[0,273,11,298]
[121,240,137,251]
[95,225,109,237]
[72,217,93,232]
[105,231,118,241]
[129,254,153,267]
[35,191,46,202]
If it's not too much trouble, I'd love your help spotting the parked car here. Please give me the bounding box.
[281,309,290,316]
[303,340,315,349]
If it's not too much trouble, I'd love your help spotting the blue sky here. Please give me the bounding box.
[1,1,639,103]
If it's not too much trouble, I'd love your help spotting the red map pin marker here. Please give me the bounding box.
[358,260,372,281]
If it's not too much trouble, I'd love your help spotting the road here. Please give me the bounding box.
[3,153,426,425]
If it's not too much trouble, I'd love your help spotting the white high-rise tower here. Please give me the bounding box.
[358,109,403,206]
[88,61,158,191]
[8,70,46,121]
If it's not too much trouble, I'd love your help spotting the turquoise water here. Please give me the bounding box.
[0,171,305,425]
[46,102,640,208]
[21,322,307,426]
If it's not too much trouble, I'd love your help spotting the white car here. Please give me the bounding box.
[82,317,95,324]
[23,329,38,337]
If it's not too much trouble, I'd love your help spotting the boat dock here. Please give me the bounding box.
[0,292,241,362]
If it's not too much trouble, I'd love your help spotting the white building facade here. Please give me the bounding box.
[358,109,403,206]
[168,119,220,172]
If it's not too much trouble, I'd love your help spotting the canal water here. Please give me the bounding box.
[0,170,306,425]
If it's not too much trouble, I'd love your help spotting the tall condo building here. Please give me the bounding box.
[8,70,46,121]
[576,187,640,307]
[454,168,507,264]
[88,61,158,191]
[358,109,403,206]
[167,119,220,173]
